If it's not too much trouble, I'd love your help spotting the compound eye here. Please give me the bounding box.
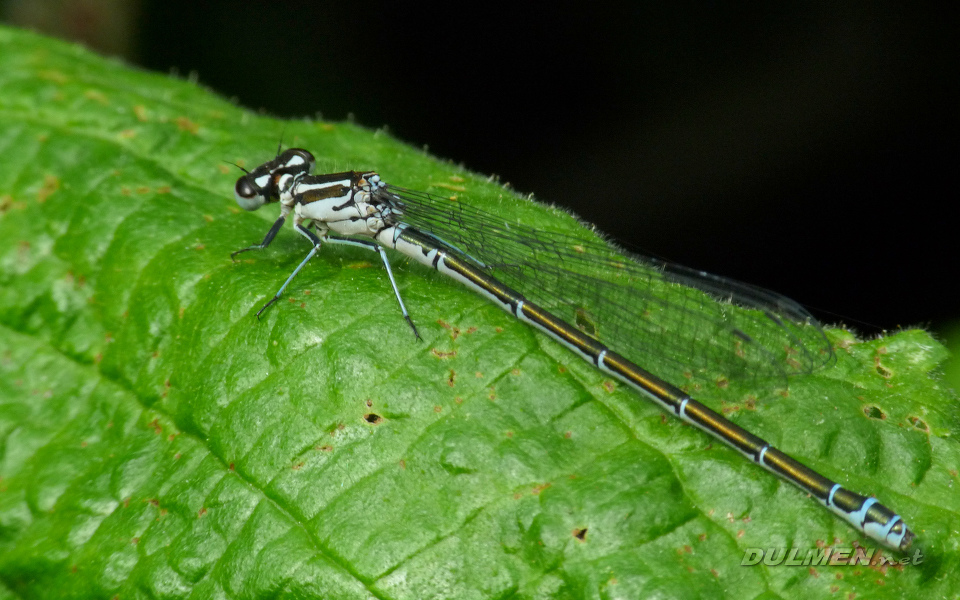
[234,178,264,210]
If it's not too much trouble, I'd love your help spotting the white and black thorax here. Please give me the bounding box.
[289,171,400,239]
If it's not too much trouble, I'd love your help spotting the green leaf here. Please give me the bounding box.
[0,25,958,599]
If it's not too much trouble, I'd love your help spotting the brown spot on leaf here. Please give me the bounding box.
[84,89,108,104]
[175,116,199,134]
[531,483,551,495]
[39,69,68,83]
[430,182,466,192]
[37,175,60,202]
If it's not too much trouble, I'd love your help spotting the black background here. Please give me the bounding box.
[9,1,957,335]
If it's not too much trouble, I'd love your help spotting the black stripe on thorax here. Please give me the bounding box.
[296,171,363,205]
[299,184,353,205]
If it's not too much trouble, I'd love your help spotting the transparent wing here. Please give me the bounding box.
[380,185,835,388]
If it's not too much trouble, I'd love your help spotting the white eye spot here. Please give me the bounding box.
[255,175,271,188]
[235,190,265,211]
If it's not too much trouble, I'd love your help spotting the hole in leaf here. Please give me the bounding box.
[573,528,588,541]
[908,416,929,433]
[863,405,886,420]
[363,413,383,425]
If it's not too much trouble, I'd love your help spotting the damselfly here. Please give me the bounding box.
[230,147,913,551]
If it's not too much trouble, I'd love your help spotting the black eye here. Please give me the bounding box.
[234,177,265,210]
[235,178,257,199]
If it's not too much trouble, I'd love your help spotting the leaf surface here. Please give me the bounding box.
[0,26,957,600]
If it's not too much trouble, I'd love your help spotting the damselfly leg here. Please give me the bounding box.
[323,234,421,340]
[231,216,287,261]
[239,222,421,338]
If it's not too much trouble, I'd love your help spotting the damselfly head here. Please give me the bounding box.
[234,148,316,211]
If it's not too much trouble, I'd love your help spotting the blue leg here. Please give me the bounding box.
[256,224,322,319]
[325,235,421,340]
